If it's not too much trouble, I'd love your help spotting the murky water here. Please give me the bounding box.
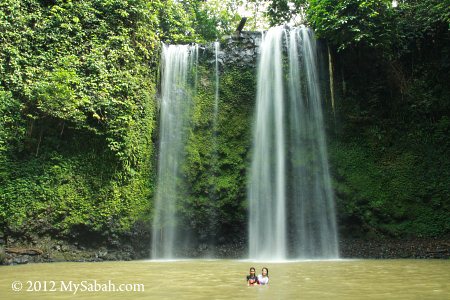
[1,260,449,299]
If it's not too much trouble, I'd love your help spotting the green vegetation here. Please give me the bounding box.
[265,0,450,237]
[0,0,449,252]
[0,0,163,242]
[182,65,256,243]
[326,0,450,238]
[0,0,250,248]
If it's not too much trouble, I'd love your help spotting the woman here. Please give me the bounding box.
[257,267,269,285]
[246,267,259,286]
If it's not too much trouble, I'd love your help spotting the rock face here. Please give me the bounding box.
[339,238,450,259]
[199,31,262,69]
[0,239,136,265]
[1,33,449,264]
[220,31,262,68]
[0,221,150,265]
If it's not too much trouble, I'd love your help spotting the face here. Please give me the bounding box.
[262,268,268,276]
[250,268,255,275]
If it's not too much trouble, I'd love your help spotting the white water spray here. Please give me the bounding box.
[152,44,198,259]
[248,27,339,260]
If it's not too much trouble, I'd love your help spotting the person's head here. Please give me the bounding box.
[249,267,256,275]
[262,267,268,277]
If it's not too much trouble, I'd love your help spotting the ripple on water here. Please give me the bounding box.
[0,259,449,300]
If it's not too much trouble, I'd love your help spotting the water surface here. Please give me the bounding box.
[1,259,449,299]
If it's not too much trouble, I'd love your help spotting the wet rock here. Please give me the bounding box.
[96,248,108,259]
[13,255,29,264]
[61,245,70,252]
[215,31,262,68]
[339,238,450,259]
[6,247,44,255]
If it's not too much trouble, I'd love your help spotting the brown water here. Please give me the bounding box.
[1,259,449,299]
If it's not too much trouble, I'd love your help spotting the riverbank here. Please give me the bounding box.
[1,236,449,265]
[339,238,450,259]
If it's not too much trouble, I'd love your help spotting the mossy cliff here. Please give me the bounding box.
[1,21,449,263]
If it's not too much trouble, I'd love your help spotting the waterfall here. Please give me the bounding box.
[213,41,220,132]
[248,27,339,260]
[211,41,221,183]
[151,44,197,259]
[248,28,287,260]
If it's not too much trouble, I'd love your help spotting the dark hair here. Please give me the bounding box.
[262,267,269,277]
[249,267,256,272]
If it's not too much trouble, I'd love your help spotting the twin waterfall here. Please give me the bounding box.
[152,27,339,260]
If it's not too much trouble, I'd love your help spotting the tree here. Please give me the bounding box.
[305,0,393,51]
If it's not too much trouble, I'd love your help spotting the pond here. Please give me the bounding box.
[1,259,449,299]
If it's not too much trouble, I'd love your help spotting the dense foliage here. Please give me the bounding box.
[1,0,448,255]
[181,64,255,244]
[265,0,450,237]
[306,0,393,51]
[0,0,250,248]
[323,0,450,238]
[0,0,167,242]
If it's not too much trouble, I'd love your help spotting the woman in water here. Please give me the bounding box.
[257,267,269,285]
[246,267,259,286]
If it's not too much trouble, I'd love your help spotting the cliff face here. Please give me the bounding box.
[191,29,450,252]
[220,31,261,67]
[2,27,449,264]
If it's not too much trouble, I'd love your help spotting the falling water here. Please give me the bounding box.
[152,44,197,259]
[248,27,339,260]
[248,28,287,260]
[213,41,220,131]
